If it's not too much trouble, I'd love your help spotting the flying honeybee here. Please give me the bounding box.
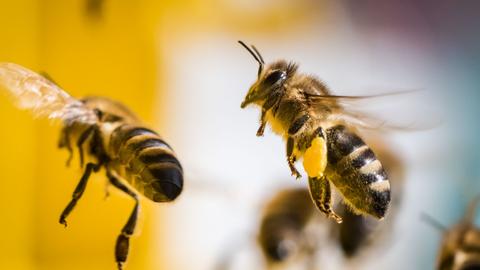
[0,63,183,270]
[238,41,401,223]
[424,196,480,270]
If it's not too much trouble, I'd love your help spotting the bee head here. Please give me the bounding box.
[238,41,297,108]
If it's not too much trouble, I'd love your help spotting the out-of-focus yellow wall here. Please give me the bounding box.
[0,1,38,269]
[0,1,164,269]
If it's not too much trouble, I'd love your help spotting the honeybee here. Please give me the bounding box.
[0,63,183,270]
[427,196,480,270]
[257,187,317,266]
[239,41,405,223]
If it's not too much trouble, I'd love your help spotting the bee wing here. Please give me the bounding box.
[0,63,97,125]
[305,90,440,131]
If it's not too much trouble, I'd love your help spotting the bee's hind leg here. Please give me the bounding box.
[59,162,101,227]
[286,137,301,179]
[285,115,310,179]
[308,177,343,223]
[106,170,139,270]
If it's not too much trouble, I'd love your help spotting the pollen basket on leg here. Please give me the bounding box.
[303,137,327,178]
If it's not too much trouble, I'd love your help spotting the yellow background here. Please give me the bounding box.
[0,1,164,269]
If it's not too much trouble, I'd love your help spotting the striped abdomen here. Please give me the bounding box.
[108,124,183,202]
[325,125,390,218]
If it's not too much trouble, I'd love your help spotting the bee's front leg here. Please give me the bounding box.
[308,176,342,223]
[59,162,102,227]
[257,90,283,137]
[256,108,267,137]
[286,137,301,179]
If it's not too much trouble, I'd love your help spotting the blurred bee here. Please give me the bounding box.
[0,63,183,270]
[425,196,480,270]
[257,187,317,267]
[85,0,104,20]
[254,139,404,270]
[238,40,413,223]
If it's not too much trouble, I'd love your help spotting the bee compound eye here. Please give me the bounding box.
[264,70,285,86]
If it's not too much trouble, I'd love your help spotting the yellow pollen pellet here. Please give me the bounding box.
[303,137,327,178]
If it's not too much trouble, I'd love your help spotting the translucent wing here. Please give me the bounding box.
[305,90,441,131]
[0,62,97,125]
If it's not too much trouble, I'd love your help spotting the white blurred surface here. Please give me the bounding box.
[152,3,452,269]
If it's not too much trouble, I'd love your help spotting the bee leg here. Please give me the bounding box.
[58,126,74,167]
[257,89,282,136]
[288,114,310,135]
[286,137,301,179]
[107,171,139,270]
[59,162,101,227]
[76,125,96,168]
[256,108,267,137]
[308,177,343,223]
[285,115,311,179]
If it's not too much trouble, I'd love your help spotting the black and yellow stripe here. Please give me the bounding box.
[326,125,390,218]
[109,125,183,202]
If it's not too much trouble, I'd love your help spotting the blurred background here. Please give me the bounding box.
[0,0,479,269]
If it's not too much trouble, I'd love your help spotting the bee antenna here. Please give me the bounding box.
[464,194,480,224]
[238,40,264,76]
[251,45,264,64]
[420,212,446,232]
